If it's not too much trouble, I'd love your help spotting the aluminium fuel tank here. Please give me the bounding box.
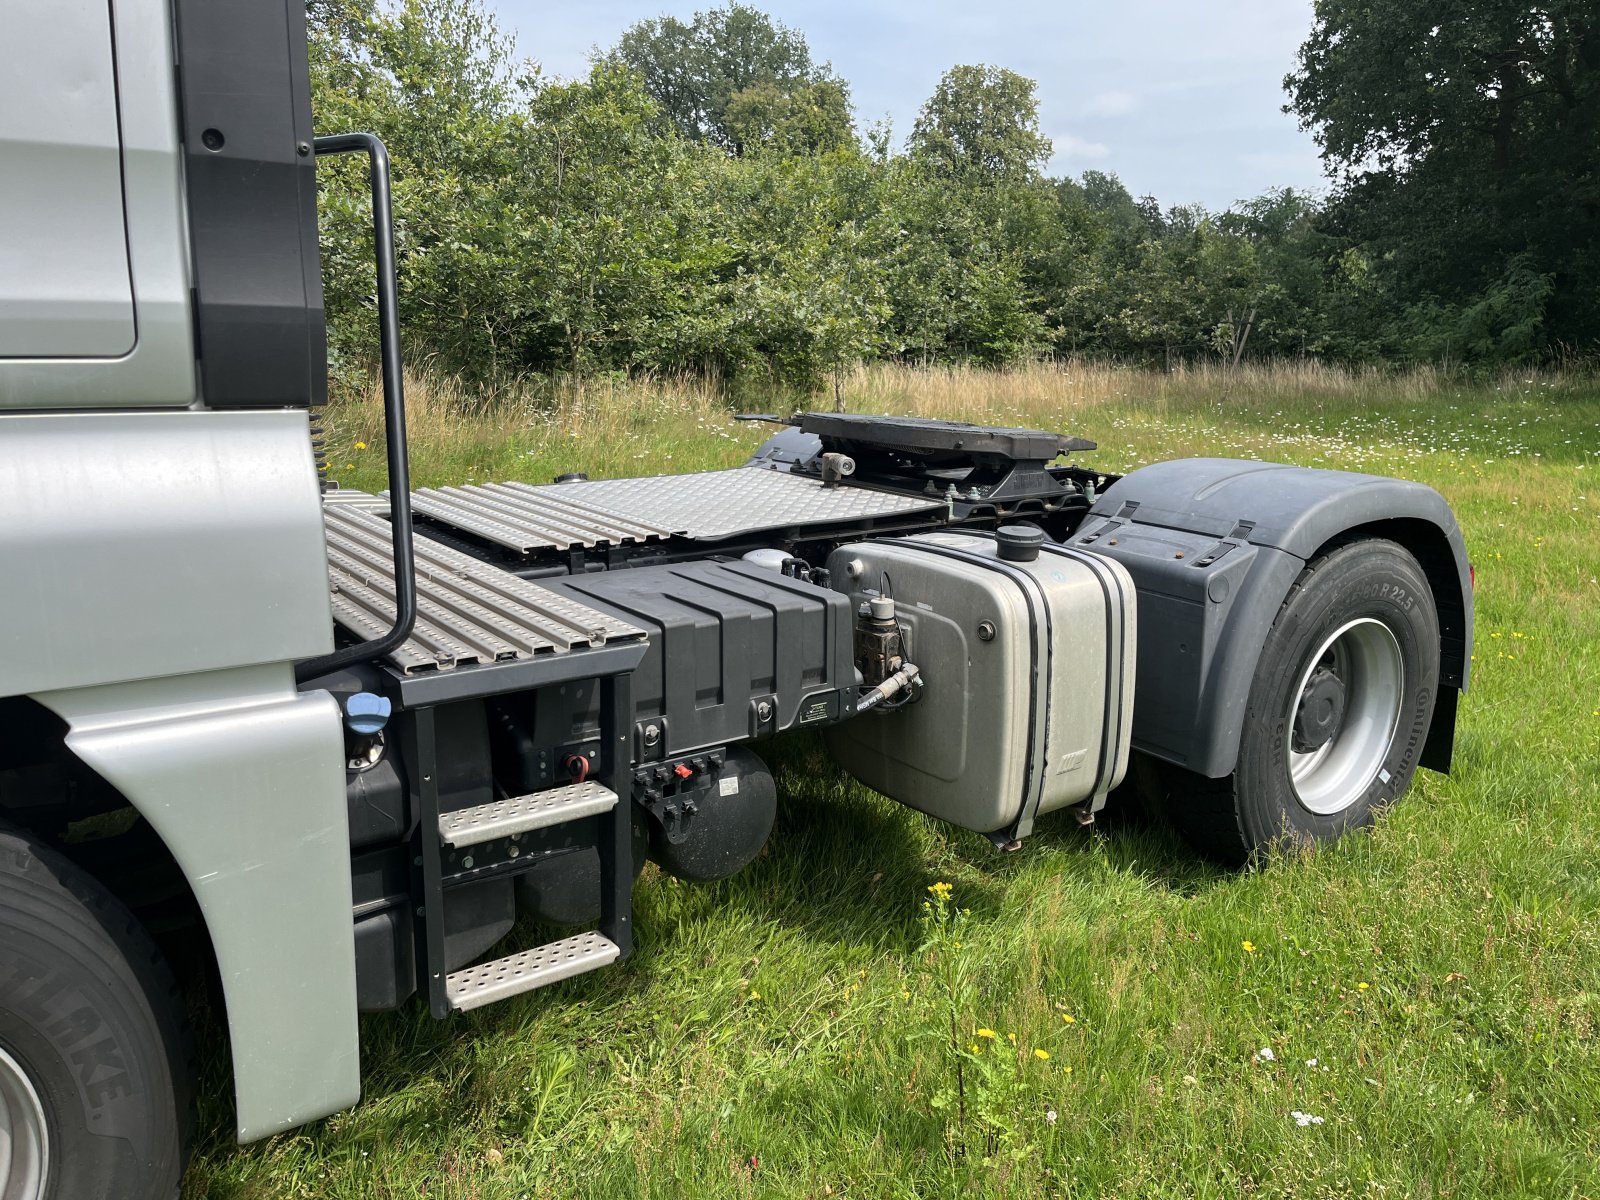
[825,531,1136,838]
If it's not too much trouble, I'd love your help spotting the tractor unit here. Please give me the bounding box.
[0,2,1471,1196]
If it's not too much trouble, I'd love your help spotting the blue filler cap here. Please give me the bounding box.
[345,692,392,736]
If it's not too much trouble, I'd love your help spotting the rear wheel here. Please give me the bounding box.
[0,827,192,1199]
[1158,538,1440,863]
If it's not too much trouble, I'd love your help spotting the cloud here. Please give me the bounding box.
[1083,90,1140,118]
[1055,132,1111,160]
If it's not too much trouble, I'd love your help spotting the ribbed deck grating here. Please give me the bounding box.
[407,482,684,554]
[439,781,617,848]
[406,467,944,553]
[323,505,645,674]
[446,932,620,1011]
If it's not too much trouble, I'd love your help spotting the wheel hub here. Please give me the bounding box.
[1285,617,1406,816]
[1292,666,1347,752]
[0,1045,48,1200]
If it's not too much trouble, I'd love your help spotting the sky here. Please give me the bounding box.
[490,0,1330,212]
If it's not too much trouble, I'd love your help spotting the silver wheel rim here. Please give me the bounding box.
[1286,617,1405,816]
[0,1046,48,1200]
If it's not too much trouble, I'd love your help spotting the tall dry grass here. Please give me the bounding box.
[324,357,1587,490]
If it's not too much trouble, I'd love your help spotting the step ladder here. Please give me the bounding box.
[402,671,636,1018]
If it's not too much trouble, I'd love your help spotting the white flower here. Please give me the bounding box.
[1255,1047,1275,1062]
[1291,1111,1325,1127]
[1305,1058,1318,1067]
[1045,1109,1058,1125]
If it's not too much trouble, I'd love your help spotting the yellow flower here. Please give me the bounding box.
[1357,981,1369,992]
[968,1043,979,1054]
[976,1028,996,1039]
[1242,940,1256,953]
[901,990,911,1001]
[748,990,761,1001]
[928,881,953,900]
[354,441,368,450]
[1007,1033,1017,1044]
[1064,1065,1073,1074]
[1061,1014,1075,1024]
[1034,1049,1051,1061]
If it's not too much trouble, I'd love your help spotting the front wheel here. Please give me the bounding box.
[1160,538,1440,863]
[0,827,192,1199]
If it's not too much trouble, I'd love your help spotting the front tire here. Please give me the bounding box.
[1161,538,1440,863]
[0,827,192,1199]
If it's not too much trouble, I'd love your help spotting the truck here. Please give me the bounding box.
[0,3,1473,1197]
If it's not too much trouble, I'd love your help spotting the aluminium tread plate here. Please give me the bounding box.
[406,467,944,553]
[323,506,644,674]
[438,781,618,848]
[445,932,620,1011]
[407,482,685,554]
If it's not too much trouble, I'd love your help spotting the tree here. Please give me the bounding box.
[1286,0,1600,358]
[724,79,854,156]
[307,0,537,375]
[605,3,852,153]
[908,65,1052,180]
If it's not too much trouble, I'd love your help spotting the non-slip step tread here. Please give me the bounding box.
[438,781,618,848]
[445,931,620,1011]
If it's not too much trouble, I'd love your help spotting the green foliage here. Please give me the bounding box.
[908,64,1052,181]
[1287,0,1600,360]
[723,78,854,156]
[604,3,850,153]
[307,0,1599,397]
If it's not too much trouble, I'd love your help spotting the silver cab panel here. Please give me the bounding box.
[0,0,195,408]
[1,409,334,697]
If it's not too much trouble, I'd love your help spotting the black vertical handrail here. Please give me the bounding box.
[296,132,417,682]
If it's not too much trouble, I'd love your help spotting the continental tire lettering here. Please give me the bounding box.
[1396,686,1432,778]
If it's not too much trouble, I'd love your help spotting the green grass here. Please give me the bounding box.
[186,366,1600,1198]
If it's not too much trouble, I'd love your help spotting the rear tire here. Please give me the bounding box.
[0,827,193,1199]
[1157,538,1440,864]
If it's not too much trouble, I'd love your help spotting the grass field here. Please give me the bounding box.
[186,362,1600,1198]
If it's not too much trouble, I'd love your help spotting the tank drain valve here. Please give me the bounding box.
[856,663,921,713]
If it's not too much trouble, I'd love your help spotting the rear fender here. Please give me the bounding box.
[1073,458,1472,779]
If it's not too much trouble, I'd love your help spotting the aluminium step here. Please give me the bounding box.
[438,780,618,848]
[445,931,621,1012]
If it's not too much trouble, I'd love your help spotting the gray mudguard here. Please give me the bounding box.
[1074,458,1472,779]
[35,666,359,1142]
